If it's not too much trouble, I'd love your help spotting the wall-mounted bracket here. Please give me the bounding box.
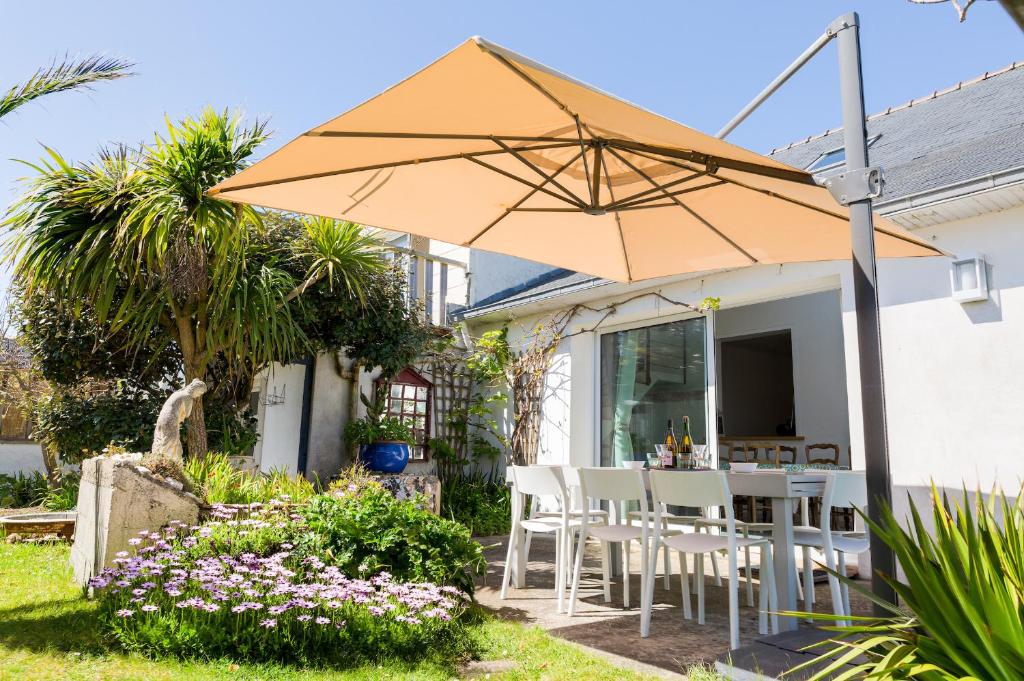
[822,166,883,206]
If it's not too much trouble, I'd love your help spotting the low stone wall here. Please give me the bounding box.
[70,455,203,587]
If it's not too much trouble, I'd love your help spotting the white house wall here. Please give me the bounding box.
[0,442,45,476]
[876,204,1024,512]
[257,362,307,475]
[715,291,851,463]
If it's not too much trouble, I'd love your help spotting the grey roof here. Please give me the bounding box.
[465,63,1024,317]
[769,62,1024,203]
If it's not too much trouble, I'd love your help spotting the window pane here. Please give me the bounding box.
[390,384,402,399]
[599,317,707,467]
[403,384,416,398]
[415,387,427,400]
[415,401,426,414]
[415,416,426,430]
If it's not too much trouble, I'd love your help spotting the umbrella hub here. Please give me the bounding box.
[584,207,607,216]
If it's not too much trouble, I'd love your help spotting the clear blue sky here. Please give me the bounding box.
[1,1,1020,299]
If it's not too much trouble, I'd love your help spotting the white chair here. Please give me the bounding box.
[521,465,609,574]
[641,470,778,650]
[501,465,577,613]
[627,504,701,591]
[692,515,773,607]
[568,468,649,614]
[793,471,869,626]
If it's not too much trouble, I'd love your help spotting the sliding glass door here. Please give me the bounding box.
[599,317,708,467]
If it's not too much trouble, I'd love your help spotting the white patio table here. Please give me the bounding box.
[726,470,827,632]
[637,467,827,633]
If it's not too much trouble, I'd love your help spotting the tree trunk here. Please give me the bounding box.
[186,393,208,459]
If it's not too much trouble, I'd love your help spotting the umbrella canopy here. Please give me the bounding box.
[209,37,941,283]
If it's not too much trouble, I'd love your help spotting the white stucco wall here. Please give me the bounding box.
[716,291,851,463]
[306,353,349,482]
[876,204,1024,511]
[0,442,45,476]
[257,362,308,475]
[471,201,1024,521]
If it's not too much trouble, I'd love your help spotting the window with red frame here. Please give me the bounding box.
[381,367,432,461]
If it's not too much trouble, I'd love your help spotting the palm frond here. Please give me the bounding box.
[0,54,134,119]
[288,217,384,302]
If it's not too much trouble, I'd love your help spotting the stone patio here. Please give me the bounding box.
[474,533,872,678]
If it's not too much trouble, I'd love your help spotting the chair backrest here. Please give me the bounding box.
[806,443,840,465]
[649,470,729,510]
[509,465,566,499]
[823,470,867,510]
[577,467,647,525]
[775,445,797,465]
[728,444,748,462]
[745,442,775,462]
[577,467,646,503]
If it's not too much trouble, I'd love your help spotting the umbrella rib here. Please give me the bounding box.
[607,138,814,186]
[600,151,633,282]
[307,131,573,143]
[624,146,942,254]
[605,146,758,264]
[491,137,587,206]
[485,50,584,126]
[609,179,728,211]
[464,148,587,246]
[576,116,596,206]
[208,142,577,195]
[602,170,708,210]
[464,155,583,208]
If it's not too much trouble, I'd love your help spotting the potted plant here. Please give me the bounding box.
[344,394,414,473]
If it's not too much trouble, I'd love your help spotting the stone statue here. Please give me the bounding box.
[150,379,208,463]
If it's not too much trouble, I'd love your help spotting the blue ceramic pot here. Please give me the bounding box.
[359,441,410,473]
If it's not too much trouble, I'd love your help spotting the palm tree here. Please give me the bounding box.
[5,108,382,457]
[1,55,134,120]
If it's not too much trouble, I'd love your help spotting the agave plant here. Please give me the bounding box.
[792,485,1024,680]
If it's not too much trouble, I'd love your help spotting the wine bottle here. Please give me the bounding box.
[680,415,694,469]
[662,420,677,468]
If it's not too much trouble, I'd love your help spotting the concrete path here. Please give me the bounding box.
[473,534,871,678]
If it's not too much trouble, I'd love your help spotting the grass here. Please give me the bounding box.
[0,543,675,680]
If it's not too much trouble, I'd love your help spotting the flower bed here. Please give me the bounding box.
[88,502,475,665]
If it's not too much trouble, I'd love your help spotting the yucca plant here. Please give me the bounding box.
[5,108,383,457]
[792,485,1024,680]
[0,54,133,120]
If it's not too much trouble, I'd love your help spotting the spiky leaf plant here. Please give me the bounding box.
[791,485,1024,680]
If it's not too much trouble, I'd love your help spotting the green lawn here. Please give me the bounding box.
[0,543,679,680]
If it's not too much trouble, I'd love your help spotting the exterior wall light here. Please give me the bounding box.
[949,253,989,303]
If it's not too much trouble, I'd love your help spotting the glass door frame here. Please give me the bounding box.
[592,309,719,470]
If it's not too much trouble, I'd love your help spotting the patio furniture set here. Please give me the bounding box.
[499,464,869,649]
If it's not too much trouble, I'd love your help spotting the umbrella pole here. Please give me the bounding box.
[717,11,898,610]
[834,11,898,610]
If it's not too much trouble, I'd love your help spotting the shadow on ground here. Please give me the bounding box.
[474,533,872,677]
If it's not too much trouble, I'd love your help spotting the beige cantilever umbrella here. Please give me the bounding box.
[209,37,940,282]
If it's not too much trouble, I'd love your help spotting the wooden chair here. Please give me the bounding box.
[806,443,840,466]
[774,445,797,465]
[743,442,776,463]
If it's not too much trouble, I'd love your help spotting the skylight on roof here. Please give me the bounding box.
[806,135,880,173]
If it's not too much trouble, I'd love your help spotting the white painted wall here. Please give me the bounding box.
[306,353,349,482]
[0,442,45,475]
[257,362,307,475]
[716,291,851,463]
[876,204,1024,511]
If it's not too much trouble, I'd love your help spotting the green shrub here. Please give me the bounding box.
[89,506,474,667]
[0,471,48,508]
[183,452,317,504]
[796,486,1024,681]
[32,387,161,464]
[299,485,486,595]
[440,472,512,537]
[40,472,80,511]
